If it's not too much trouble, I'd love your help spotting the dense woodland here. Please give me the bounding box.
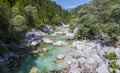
[0,0,71,43]
[70,0,120,47]
[0,0,120,73]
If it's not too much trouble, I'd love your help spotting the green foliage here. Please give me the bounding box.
[0,63,10,73]
[70,0,120,47]
[0,0,70,43]
[11,15,26,31]
[12,15,25,26]
[105,52,117,60]
[11,7,20,18]
[110,4,120,23]
[110,61,120,69]
[0,41,8,56]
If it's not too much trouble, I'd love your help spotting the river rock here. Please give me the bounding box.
[115,69,120,73]
[96,63,109,73]
[73,27,78,34]
[53,41,67,46]
[30,50,39,55]
[85,58,95,64]
[40,27,50,33]
[43,38,54,44]
[42,48,48,53]
[19,30,43,48]
[66,33,75,40]
[116,60,120,66]
[31,41,38,46]
[78,58,86,64]
[29,67,38,73]
[56,54,65,60]
[55,32,65,35]
[67,61,72,65]
[69,68,81,73]
[72,41,81,47]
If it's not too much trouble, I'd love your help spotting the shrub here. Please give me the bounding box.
[105,52,117,60]
[110,61,120,69]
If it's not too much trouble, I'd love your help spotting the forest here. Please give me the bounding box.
[70,0,120,47]
[0,0,71,43]
[0,0,120,73]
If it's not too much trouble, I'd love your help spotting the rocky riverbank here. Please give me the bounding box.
[1,24,120,73]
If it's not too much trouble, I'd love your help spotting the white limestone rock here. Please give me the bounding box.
[43,38,54,44]
[66,33,75,40]
[96,63,109,73]
[56,54,65,60]
[31,41,38,46]
[53,41,67,46]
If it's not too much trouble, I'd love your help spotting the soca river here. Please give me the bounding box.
[12,25,74,73]
[10,25,120,73]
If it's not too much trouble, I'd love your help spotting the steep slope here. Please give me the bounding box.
[0,0,70,42]
[70,0,120,47]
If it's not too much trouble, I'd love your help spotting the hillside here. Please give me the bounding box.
[70,0,120,47]
[0,0,71,43]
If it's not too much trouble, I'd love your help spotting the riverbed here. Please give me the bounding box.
[12,30,73,73]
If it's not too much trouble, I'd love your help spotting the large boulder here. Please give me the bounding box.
[66,33,75,40]
[72,41,82,47]
[73,27,78,34]
[53,41,67,46]
[96,63,109,73]
[40,27,50,33]
[20,31,43,48]
[54,32,65,35]
[30,41,38,46]
[29,67,38,73]
[56,54,65,60]
[42,48,48,53]
[43,38,54,44]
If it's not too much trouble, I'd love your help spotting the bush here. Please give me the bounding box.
[11,15,26,31]
[105,52,117,60]
[0,63,10,73]
[11,7,20,18]
[110,61,120,69]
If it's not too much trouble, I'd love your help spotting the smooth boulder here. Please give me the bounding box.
[56,54,65,60]
[43,38,54,44]
[29,67,38,73]
[53,41,67,46]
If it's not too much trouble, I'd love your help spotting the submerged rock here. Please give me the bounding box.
[30,50,39,56]
[42,48,48,53]
[56,54,65,60]
[29,67,38,73]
